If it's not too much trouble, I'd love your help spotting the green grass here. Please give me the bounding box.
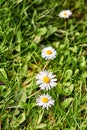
[0,0,87,130]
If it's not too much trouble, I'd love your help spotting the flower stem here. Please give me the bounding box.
[27,89,41,99]
[42,60,50,70]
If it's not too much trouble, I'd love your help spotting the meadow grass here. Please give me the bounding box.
[0,0,87,130]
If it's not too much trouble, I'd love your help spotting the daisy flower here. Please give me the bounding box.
[36,70,57,90]
[36,93,54,110]
[41,46,56,60]
[59,10,72,18]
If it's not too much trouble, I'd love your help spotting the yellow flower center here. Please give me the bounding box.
[41,97,49,103]
[63,12,68,16]
[46,50,52,55]
[43,76,50,83]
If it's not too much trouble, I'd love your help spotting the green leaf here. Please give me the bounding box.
[0,85,6,92]
[63,82,71,87]
[80,57,86,67]
[59,55,64,65]
[81,95,87,102]
[17,112,26,124]
[69,46,78,53]
[21,64,28,75]
[18,90,27,105]
[0,0,4,4]
[53,41,60,48]
[36,123,47,129]
[37,110,44,124]
[46,25,57,37]
[81,72,87,78]
[17,31,23,43]
[35,0,43,4]
[64,70,72,82]
[30,43,37,51]
[36,27,47,36]
[61,98,73,109]
[33,35,41,43]
[57,83,63,94]
[63,84,74,96]
[15,44,20,52]
[0,68,8,79]
[17,0,23,4]
[64,127,76,130]
[3,88,11,98]
[15,90,27,105]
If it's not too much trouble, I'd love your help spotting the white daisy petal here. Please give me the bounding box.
[50,82,57,87]
[59,10,72,18]
[41,46,56,60]
[36,70,57,90]
[36,93,55,110]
